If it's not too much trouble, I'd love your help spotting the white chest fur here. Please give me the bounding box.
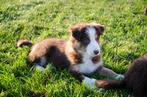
[73,55,103,74]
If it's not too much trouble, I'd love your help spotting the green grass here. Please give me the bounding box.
[0,0,147,96]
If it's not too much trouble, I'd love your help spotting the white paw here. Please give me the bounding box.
[82,77,97,89]
[82,77,106,92]
[35,65,45,72]
[115,74,124,80]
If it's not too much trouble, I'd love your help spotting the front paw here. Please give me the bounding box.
[82,77,97,89]
[115,74,124,80]
[82,77,105,92]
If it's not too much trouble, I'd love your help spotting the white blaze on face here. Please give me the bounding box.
[85,27,101,57]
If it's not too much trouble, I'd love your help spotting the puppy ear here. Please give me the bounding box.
[69,27,81,41]
[72,30,81,41]
[94,24,105,35]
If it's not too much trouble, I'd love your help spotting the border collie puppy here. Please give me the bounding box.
[95,55,147,97]
[17,23,124,89]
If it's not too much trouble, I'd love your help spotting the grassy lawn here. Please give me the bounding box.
[0,0,147,97]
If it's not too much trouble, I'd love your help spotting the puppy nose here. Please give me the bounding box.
[94,50,99,55]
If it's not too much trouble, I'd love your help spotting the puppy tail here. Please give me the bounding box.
[17,39,33,48]
[95,80,125,89]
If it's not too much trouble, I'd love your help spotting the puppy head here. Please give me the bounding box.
[69,23,104,57]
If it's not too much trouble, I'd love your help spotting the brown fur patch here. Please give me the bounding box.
[68,52,83,65]
[124,54,147,97]
[95,55,147,97]
[95,80,122,89]
[28,38,70,69]
[65,40,83,65]
[92,55,101,64]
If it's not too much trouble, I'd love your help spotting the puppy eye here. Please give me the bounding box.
[82,39,90,45]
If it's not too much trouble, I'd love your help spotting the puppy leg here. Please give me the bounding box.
[35,63,45,72]
[35,57,47,72]
[98,67,124,80]
[69,69,97,89]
